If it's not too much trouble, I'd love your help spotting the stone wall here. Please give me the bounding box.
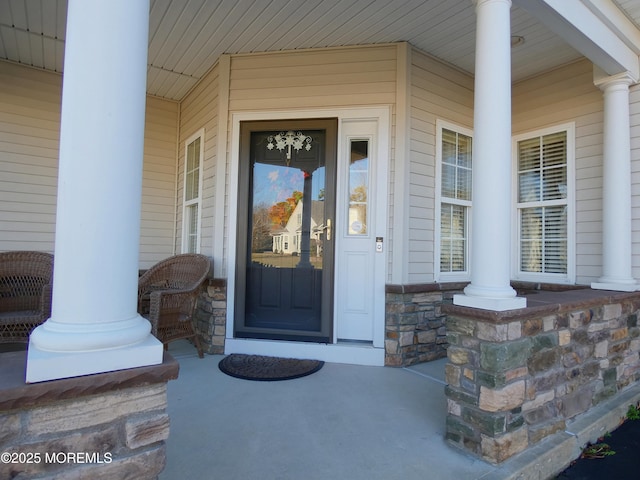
[442,289,640,463]
[385,283,465,366]
[194,278,227,354]
[0,351,179,479]
[199,279,465,365]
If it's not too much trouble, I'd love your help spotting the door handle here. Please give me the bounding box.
[325,219,332,241]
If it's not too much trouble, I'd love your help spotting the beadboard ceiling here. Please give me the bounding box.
[0,0,639,102]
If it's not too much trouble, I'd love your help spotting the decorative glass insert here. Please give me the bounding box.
[348,140,369,235]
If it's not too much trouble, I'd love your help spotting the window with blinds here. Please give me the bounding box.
[438,125,472,277]
[517,131,568,275]
[183,131,204,254]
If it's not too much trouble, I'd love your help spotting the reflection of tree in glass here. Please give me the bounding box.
[268,190,302,227]
[252,203,273,252]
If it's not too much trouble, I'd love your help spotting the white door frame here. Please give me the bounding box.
[226,106,391,366]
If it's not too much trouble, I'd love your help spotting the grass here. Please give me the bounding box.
[626,403,640,421]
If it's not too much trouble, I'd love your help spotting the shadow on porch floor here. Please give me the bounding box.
[161,341,544,480]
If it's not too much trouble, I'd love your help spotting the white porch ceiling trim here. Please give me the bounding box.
[2,1,640,101]
[515,0,640,79]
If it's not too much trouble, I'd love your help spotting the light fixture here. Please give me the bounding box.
[511,35,525,48]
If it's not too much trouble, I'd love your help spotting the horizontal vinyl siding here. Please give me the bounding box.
[513,59,604,285]
[178,62,219,257]
[408,48,474,283]
[0,62,61,252]
[0,61,177,268]
[229,45,397,111]
[141,96,180,268]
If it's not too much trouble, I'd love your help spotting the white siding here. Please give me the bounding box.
[513,59,604,285]
[0,61,178,268]
[141,97,180,268]
[408,48,474,283]
[228,46,397,112]
[0,62,60,252]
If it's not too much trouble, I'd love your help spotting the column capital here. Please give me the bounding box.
[594,69,638,91]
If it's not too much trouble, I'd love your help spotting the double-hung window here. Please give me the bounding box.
[436,121,473,280]
[514,124,574,282]
[182,130,204,253]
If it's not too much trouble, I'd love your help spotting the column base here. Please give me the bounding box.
[26,334,163,383]
[453,294,527,311]
[591,281,639,292]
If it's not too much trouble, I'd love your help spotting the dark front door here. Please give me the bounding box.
[235,119,337,342]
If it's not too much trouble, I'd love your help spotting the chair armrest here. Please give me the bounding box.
[145,288,200,335]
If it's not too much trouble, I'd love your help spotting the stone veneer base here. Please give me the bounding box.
[0,350,179,479]
[384,283,466,366]
[484,381,640,480]
[443,288,640,464]
[198,280,462,367]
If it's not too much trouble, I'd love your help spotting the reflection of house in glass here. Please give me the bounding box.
[348,141,369,235]
[272,200,325,256]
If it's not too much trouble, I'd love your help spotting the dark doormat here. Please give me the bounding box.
[555,418,640,479]
[218,354,324,381]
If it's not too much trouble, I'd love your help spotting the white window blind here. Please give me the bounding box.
[439,126,472,275]
[517,131,568,275]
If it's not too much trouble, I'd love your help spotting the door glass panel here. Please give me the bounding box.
[245,129,327,333]
[348,140,369,235]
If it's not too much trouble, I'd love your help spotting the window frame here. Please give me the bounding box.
[181,128,205,254]
[434,120,473,282]
[512,123,575,284]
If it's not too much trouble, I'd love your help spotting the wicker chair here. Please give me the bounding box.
[0,251,54,343]
[138,254,211,358]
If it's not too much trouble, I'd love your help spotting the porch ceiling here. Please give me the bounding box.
[0,0,639,102]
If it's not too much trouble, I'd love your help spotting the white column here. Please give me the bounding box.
[26,0,163,382]
[454,0,526,311]
[592,71,639,292]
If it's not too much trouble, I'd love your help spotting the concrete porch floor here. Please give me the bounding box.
[161,340,608,480]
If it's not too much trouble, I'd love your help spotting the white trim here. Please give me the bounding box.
[511,122,576,284]
[227,106,391,364]
[336,118,389,347]
[513,0,639,79]
[434,119,474,283]
[391,42,412,284]
[182,128,205,254]
[225,338,385,366]
[213,55,230,277]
